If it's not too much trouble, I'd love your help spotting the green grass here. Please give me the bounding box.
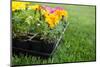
[12,3,96,65]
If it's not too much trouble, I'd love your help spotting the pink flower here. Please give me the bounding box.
[42,5,65,14]
[55,7,64,10]
[42,5,55,13]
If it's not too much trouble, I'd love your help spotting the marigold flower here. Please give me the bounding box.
[42,5,68,24]
[54,9,68,18]
[12,1,27,11]
[12,3,68,29]
[28,5,41,10]
[45,13,59,28]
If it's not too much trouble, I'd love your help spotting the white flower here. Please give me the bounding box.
[37,23,40,26]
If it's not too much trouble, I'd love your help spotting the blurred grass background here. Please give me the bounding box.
[12,2,96,65]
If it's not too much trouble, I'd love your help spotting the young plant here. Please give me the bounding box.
[12,1,68,42]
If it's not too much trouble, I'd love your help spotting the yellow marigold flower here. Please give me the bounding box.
[61,10,68,17]
[50,14,59,25]
[41,9,47,15]
[28,5,41,10]
[44,11,49,18]
[44,13,59,28]
[49,23,55,28]
[12,1,27,11]
[53,10,61,19]
[25,2,31,5]
[54,10,68,19]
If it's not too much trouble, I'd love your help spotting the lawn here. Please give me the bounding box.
[12,2,96,65]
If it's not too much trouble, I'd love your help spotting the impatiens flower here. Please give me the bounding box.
[55,7,64,10]
[42,5,55,13]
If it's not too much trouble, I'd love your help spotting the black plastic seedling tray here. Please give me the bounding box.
[12,22,69,57]
[12,38,56,57]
